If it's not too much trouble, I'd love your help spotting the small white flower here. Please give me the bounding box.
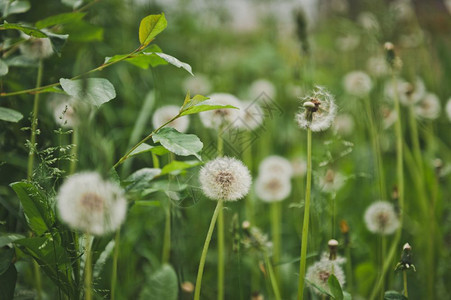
[343,71,373,97]
[259,155,293,179]
[249,79,276,100]
[19,35,53,60]
[334,114,355,136]
[183,74,212,95]
[364,201,400,235]
[415,93,441,120]
[199,93,241,129]
[199,157,251,201]
[306,258,346,295]
[152,105,190,133]
[446,98,451,121]
[236,100,264,130]
[255,174,291,203]
[318,169,346,193]
[366,56,389,77]
[385,77,426,106]
[56,172,127,235]
[296,86,337,132]
[291,157,307,177]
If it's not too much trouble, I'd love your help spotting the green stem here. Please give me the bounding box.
[110,230,120,300]
[69,128,78,174]
[345,245,353,294]
[403,270,408,298]
[162,202,171,264]
[271,201,281,284]
[217,128,224,300]
[297,128,312,300]
[243,130,254,224]
[194,199,224,300]
[84,234,92,300]
[407,105,423,175]
[264,251,282,300]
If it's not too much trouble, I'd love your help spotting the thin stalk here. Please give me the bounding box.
[194,199,224,300]
[297,128,312,300]
[242,130,254,223]
[264,251,282,300]
[403,271,408,298]
[84,234,93,300]
[69,128,78,174]
[271,201,281,284]
[345,246,353,294]
[110,229,120,300]
[407,105,423,175]
[217,128,224,300]
[162,198,171,264]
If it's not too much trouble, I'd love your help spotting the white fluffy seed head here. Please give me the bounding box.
[446,98,451,122]
[381,105,398,129]
[183,74,212,95]
[364,201,400,235]
[319,169,346,193]
[248,79,276,100]
[152,105,190,133]
[415,93,441,120]
[19,36,53,60]
[259,155,293,179]
[343,71,373,97]
[199,93,242,129]
[306,258,346,295]
[56,172,127,236]
[236,100,264,130]
[199,157,251,201]
[255,174,291,203]
[403,242,411,251]
[385,77,426,106]
[291,157,307,177]
[296,86,337,132]
[367,55,389,77]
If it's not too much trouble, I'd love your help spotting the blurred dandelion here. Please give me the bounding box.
[152,105,190,133]
[255,174,291,202]
[415,93,441,120]
[364,201,400,235]
[199,93,242,129]
[343,71,373,97]
[258,155,293,179]
[19,35,53,60]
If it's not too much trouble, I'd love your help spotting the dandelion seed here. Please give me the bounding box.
[415,93,441,120]
[336,34,360,52]
[296,86,337,132]
[19,35,53,60]
[306,257,346,295]
[152,105,190,133]
[381,105,398,129]
[249,79,276,100]
[318,169,346,193]
[255,174,291,203]
[183,74,212,95]
[357,12,380,31]
[364,201,400,235]
[56,172,127,235]
[199,157,251,201]
[343,71,373,97]
[259,155,293,179]
[199,93,242,129]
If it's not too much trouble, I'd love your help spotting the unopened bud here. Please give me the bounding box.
[403,242,411,251]
[181,281,194,293]
[328,239,338,260]
[242,220,251,230]
[303,101,315,108]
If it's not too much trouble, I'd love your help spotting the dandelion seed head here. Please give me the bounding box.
[446,98,451,121]
[364,201,400,235]
[236,100,264,130]
[183,74,212,95]
[357,12,379,31]
[415,93,441,120]
[319,169,346,193]
[367,56,389,77]
[249,79,276,100]
[19,35,53,60]
[306,258,346,295]
[56,172,127,235]
[259,155,293,178]
[255,174,291,203]
[296,86,337,132]
[336,34,360,52]
[385,77,425,105]
[199,93,241,129]
[152,105,189,133]
[343,71,373,97]
[199,157,251,201]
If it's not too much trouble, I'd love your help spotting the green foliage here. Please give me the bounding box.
[139,264,178,300]
[0,107,22,122]
[0,21,47,37]
[59,78,116,107]
[328,274,344,300]
[138,13,167,48]
[0,58,8,76]
[0,264,17,300]
[384,291,408,300]
[35,12,86,29]
[152,127,203,160]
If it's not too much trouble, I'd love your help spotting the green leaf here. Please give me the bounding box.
[10,182,54,235]
[125,168,161,191]
[104,46,167,69]
[63,20,103,42]
[160,160,201,175]
[129,143,169,158]
[180,102,237,117]
[0,233,25,248]
[134,200,161,207]
[305,278,334,297]
[0,264,17,300]
[59,78,116,107]
[35,12,86,29]
[144,52,193,75]
[343,291,352,300]
[0,21,47,38]
[0,247,14,275]
[328,274,344,300]
[46,32,69,55]
[384,291,408,300]
[139,13,167,47]
[355,262,377,295]
[0,107,23,122]
[139,264,178,300]
[0,58,9,76]
[1,0,30,17]
[152,127,203,160]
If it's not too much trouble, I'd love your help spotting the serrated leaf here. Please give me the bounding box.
[0,107,23,122]
[160,160,201,175]
[152,127,203,160]
[10,182,54,235]
[328,274,344,300]
[139,13,167,47]
[0,58,9,76]
[60,78,116,107]
[35,12,86,29]
[384,291,408,300]
[0,22,47,38]
[144,52,193,75]
[139,264,178,300]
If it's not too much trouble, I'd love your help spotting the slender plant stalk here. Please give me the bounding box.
[407,105,423,175]
[217,129,224,300]
[84,234,93,300]
[264,251,282,300]
[194,199,224,300]
[242,130,254,223]
[162,204,172,264]
[403,270,408,298]
[369,73,405,300]
[297,128,312,300]
[345,246,353,294]
[271,201,281,284]
[69,128,78,174]
[110,229,120,300]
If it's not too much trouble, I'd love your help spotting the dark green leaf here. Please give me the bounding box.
[0,107,23,122]
[35,12,86,29]
[139,13,167,47]
[0,247,14,275]
[152,127,203,160]
[0,58,9,76]
[125,168,161,191]
[10,182,54,235]
[0,21,47,38]
[104,45,166,69]
[384,291,408,300]
[0,264,17,300]
[139,264,178,300]
[328,274,344,300]
[59,78,116,107]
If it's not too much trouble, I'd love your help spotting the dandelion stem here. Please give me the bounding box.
[271,201,281,284]
[345,245,353,294]
[194,199,224,300]
[298,127,312,300]
[110,229,120,300]
[264,251,282,300]
[243,130,254,223]
[69,128,78,174]
[84,234,93,300]
[403,270,408,298]
[407,104,423,175]
[217,128,224,300]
